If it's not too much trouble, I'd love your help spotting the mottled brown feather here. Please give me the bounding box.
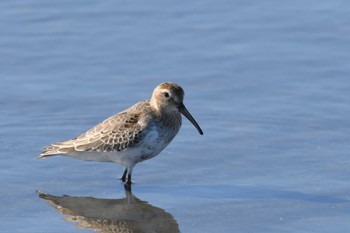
[39,101,152,158]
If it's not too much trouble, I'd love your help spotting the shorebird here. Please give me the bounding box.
[38,82,203,185]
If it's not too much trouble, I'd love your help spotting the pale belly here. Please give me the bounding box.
[62,126,175,167]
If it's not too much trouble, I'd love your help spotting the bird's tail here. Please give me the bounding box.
[37,142,75,159]
[37,145,59,159]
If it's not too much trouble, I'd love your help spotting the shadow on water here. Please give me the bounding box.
[37,185,179,233]
[35,183,348,233]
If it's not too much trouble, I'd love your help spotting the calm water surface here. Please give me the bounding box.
[1,0,350,232]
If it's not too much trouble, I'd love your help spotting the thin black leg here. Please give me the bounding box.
[126,173,132,185]
[121,168,127,182]
[124,183,132,192]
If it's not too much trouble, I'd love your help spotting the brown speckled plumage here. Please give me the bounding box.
[38,82,203,184]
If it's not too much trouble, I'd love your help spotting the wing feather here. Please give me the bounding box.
[38,101,152,159]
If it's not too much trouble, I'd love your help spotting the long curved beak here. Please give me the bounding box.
[178,103,203,135]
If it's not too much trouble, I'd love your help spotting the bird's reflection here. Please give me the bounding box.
[37,185,179,233]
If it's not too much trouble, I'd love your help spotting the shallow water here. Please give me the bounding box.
[1,0,350,232]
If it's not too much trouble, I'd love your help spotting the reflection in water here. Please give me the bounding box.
[37,186,179,233]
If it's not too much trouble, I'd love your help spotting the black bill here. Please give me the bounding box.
[178,103,203,135]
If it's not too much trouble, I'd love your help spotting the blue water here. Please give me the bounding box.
[1,0,350,232]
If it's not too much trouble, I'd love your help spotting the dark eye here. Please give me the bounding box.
[164,92,170,98]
